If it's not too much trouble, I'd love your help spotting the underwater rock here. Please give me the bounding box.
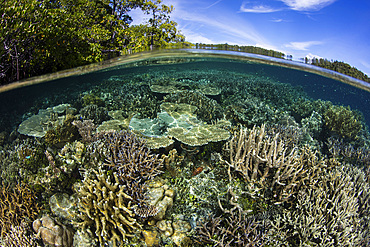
[156,219,192,246]
[49,193,78,221]
[33,215,74,247]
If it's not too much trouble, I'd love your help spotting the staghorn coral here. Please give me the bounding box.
[327,137,370,167]
[82,130,163,221]
[269,164,369,246]
[75,167,141,247]
[72,119,97,143]
[323,104,363,140]
[0,183,41,238]
[0,222,40,247]
[195,211,267,246]
[224,124,328,205]
[99,130,163,201]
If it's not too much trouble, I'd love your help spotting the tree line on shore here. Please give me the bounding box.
[195,43,370,83]
[0,0,189,85]
[1,1,369,85]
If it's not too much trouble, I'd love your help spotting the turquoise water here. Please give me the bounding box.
[0,50,369,246]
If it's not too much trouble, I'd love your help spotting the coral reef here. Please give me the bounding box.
[0,222,40,247]
[224,95,278,127]
[0,183,41,238]
[129,102,230,147]
[324,104,363,139]
[18,104,73,138]
[81,93,104,107]
[75,167,141,246]
[33,215,74,247]
[72,119,96,143]
[79,104,109,125]
[224,124,327,204]
[269,165,369,246]
[327,136,370,167]
[195,212,267,246]
[164,90,223,123]
[44,114,80,146]
[100,130,163,205]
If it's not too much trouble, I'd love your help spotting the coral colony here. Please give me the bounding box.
[0,58,370,247]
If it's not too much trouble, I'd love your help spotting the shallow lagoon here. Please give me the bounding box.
[0,50,369,246]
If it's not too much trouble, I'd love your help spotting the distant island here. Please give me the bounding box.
[194,43,370,84]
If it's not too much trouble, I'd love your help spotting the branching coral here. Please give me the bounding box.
[72,119,96,143]
[80,104,109,125]
[324,105,363,139]
[0,222,40,247]
[0,183,41,238]
[97,130,163,215]
[269,165,368,246]
[224,124,328,205]
[75,167,141,247]
[195,211,267,246]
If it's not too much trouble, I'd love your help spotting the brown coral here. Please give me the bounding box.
[76,167,141,247]
[0,222,39,247]
[98,130,163,211]
[224,124,327,204]
[0,183,41,238]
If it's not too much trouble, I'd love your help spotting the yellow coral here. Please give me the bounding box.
[76,168,141,247]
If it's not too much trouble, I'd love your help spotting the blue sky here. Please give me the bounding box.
[131,0,370,75]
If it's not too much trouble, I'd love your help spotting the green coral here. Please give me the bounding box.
[44,114,79,146]
[324,105,363,139]
[82,93,104,107]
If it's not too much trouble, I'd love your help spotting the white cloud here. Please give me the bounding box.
[285,41,323,50]
[170,4,271,46]
[240,2,281,13]
[205,0,224,9]
[179,29,216,44]
[279,0,337,11]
